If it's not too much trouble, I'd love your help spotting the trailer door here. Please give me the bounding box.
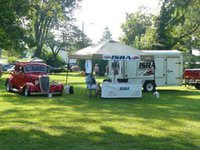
[155,58,164,78]
[166,58,180,84]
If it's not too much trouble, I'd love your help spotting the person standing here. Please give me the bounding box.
[105,64,109,75]
[94,64,100,76]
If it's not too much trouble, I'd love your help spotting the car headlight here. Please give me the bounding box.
[35,80,39,85]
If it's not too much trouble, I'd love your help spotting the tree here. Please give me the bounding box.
[29,0,80,58]
[0,0,30,54]
[136,26,158,49]
[94,26,113,75]
[155,0,200,50]
[120,9,153,47]
[68,25,92,51]
[70,25,92,71]
[100,27,112,42]
[46,32,65,64]
[46,22,92,64]
[120,1,200,51]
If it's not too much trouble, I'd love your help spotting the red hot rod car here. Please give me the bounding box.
[5,62,63,96]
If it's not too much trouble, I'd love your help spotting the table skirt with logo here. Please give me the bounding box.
[101,82,142,98]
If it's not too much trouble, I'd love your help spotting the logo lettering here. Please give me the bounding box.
[103,55,139,60]
[120,87,130,90]
[139,62,155,69]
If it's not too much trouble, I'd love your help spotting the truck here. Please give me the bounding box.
[108,50,183,92]
[184,69,200,90]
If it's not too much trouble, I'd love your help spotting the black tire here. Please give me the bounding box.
[0,71,2,77]
[194,84,200,90]
[57,91,63,96]
[143,81,156,92]
[24,86,30,96]
[6,81,11,92]
[58,92,62,96]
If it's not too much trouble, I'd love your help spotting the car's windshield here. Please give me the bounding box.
[24,65,47,73]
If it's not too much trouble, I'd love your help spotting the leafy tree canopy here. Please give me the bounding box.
[28,0,81,57]
[120,0,200,52]
[100,27,112,42]
[155,0,200,50]
[120,8,154,48]
[0,0,30,53]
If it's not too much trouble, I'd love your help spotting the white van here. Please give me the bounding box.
[108,50,183,92]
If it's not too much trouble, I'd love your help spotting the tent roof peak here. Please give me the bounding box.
[69,40,144,60]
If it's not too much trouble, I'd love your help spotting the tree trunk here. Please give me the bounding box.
[34,42,43,57]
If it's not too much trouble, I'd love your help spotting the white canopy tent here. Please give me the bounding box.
[69,40,144,60]
[68,40,154,98]
[69,40,145,83]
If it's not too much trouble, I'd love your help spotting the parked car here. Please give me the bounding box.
[184,68,200,90]
[6,66,15,72]
[48,66,63,73]
[2,64,14,71]
[71,65,80,72]
[5,62,63,96]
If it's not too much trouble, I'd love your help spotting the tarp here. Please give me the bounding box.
[69,40,144,60]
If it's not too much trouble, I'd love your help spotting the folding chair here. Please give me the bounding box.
[85,75,98,98]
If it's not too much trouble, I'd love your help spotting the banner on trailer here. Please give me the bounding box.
[103,54,140,61]
[136,55,155,77]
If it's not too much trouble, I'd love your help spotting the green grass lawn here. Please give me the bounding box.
[0,73,200,150]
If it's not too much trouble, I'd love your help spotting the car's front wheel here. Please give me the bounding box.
[195,84,200,90]
[6,81,11,92]
[24,86,30,96]
[58,91,63,96]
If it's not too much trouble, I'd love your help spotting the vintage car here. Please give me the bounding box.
[5,62,63,96]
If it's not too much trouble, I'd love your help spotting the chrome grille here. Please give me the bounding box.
[39,76,50,93]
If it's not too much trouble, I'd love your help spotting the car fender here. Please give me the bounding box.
[57,84,64,90]
[5,78,10,86]
[22,82,35,92]
[5,77,14,87]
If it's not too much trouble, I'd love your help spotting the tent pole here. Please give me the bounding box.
[89,58,94,99]
[153,57,156,90]
[66,58,70,85]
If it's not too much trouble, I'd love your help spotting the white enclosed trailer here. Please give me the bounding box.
[109,50,183,92]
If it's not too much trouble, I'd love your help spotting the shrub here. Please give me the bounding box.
[8,57,18,64]
[41,50,66,67]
